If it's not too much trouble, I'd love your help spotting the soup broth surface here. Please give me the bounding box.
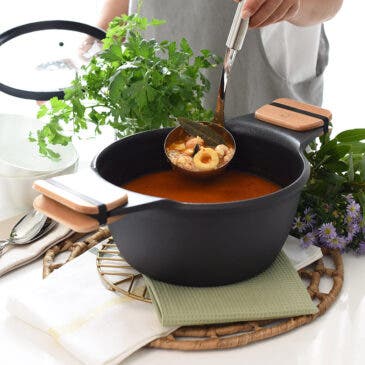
[123,170,280,203]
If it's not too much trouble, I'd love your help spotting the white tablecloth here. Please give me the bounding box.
[1,219,364,365]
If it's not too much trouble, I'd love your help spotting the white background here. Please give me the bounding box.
[0,0,364,151]
[0,3,364,365]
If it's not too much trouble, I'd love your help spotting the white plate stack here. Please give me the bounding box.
[0,113,78,220]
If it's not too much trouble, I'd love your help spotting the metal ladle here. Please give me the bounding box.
[165,1,249,177]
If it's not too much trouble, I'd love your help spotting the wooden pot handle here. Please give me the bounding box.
[33,195,122,233]
[255,98,332,132]
[33,168,128,215]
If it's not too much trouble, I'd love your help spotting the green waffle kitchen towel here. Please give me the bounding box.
[143,251,318,327]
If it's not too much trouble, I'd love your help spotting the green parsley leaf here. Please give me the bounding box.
[33,11,219,159]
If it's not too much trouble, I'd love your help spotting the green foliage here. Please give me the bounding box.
[33,13,220,158]
[293,128,365,253]
[304,128,365,204]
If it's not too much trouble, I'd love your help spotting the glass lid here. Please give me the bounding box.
[0,20,105,100]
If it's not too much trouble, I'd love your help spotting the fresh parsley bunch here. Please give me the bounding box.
[32,13,220,159]
[291,129,365,254]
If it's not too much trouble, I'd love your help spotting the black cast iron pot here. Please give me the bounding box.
[86,113,322,287]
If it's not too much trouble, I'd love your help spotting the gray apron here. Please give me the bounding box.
[130,0,329,119]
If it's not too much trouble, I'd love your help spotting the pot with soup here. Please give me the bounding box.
[33,104,327,286]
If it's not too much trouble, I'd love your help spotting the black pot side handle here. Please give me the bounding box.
[0,20,106,100]
[255,98,332,149]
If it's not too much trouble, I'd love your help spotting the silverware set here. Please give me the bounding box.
[0,210,57,257]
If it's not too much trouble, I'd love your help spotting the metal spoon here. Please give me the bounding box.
[165,1,249,177]
[32,217,57,240]
[0,210,55,256]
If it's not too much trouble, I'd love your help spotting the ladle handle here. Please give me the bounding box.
[226,0,249,50]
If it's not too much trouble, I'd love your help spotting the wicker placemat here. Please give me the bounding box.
[43,229,343,351]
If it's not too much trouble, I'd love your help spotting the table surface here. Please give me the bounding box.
[0,216,364,365]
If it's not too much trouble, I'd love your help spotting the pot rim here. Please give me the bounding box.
[91,126,311,211]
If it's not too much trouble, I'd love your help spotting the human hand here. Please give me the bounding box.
[234,0,301,28]
[78,36,102,61]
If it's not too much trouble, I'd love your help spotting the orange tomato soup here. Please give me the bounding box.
[123,170,280,203]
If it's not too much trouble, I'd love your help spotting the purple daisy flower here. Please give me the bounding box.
[326,235,347,250]
[344,194,355,203]
[344,235,353,246]
[303,207,316,228]
[346,231,354,244]
[292,217,306,233]
[300,231,316,248]
[344,214,361,227]
[346,201,361,219]
[348,222,360,236]
[318,223,337,240]
[345,215,353,225]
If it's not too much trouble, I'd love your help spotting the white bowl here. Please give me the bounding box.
[0,113,78,177]
[0,163,78,221]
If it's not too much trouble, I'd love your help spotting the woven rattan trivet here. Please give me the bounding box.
[43,229,344,351]
[43,227,111,278]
